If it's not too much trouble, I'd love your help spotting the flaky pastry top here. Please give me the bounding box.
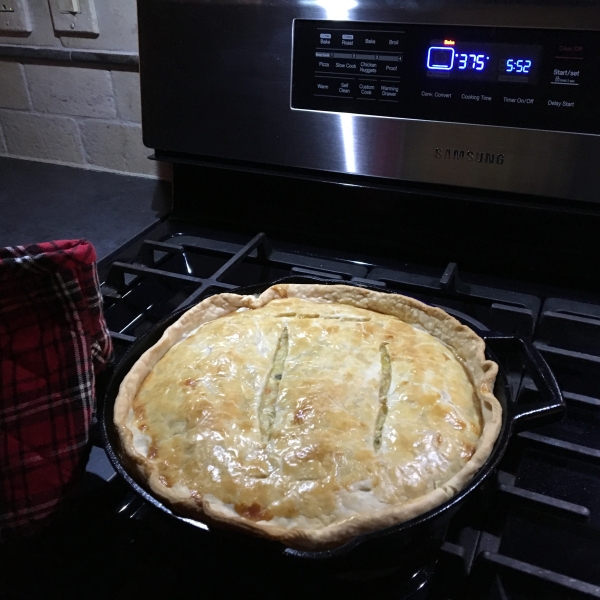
[114,285,501,549]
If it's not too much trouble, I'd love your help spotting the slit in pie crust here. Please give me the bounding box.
[113,284,501,550]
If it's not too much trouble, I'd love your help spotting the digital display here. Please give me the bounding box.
[501,59,531,74]
[456,53,490,71]
[426,41,542,83]
[293,20,596,136]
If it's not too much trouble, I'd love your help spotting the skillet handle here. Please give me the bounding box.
[116,490,149,521]
[483,335,565,433]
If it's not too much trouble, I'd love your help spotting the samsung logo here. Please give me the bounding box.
[435,148,505,165]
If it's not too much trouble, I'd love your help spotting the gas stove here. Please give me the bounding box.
[2,208,599,599]
[5,1,600,597]
[96,218,600,599]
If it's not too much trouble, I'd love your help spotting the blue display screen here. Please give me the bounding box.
[456,53,489,71]
[426,41,542,83]
[502,59,532,74]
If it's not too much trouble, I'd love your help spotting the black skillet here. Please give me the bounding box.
[102,276,564,563]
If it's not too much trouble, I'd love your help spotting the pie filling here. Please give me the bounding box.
[126,297,484,530]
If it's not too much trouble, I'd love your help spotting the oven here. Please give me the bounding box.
[19,1,600,598]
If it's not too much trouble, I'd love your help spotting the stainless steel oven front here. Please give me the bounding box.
[139,0,600,203]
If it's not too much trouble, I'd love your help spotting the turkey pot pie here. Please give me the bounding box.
[114,284,501,550]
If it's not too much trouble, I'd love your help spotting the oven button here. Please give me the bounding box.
[459,93,493,103]
[355,56,379,76]
[502,95,536,106]
[355,33,382,50]
[314,76,355,98]
[378,80,400,101]
[357,79,377,100]
[546,98,576,109]
[330,55,359,74]
[332,32,356,48]
[550,66,582,88]
[315,54,333,72]
[318,32,333,46]
[555,43,584,58]
[384,34,402,50]
[377,54,402,77]
[420,89,452,100]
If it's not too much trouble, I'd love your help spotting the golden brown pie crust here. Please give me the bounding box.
[113,284,501,550]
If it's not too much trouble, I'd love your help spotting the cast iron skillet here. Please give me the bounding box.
[102,276,564,561]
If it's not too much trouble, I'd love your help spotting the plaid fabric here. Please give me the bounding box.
[0,239,113,541]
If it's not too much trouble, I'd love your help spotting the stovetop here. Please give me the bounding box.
[3,220,599,600]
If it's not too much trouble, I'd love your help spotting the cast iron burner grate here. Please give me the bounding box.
[91,224,600,600]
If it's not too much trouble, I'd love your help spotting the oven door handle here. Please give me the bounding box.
[483,334,565,432]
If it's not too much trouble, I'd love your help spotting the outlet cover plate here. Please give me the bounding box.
[0,0,32,33]
[48,0,98,35]
[0,1,15,13]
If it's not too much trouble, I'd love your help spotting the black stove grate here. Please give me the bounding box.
[93,225,600,600]
[99,225,541,358]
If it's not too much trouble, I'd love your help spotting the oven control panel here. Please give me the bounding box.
[291,21,600,134]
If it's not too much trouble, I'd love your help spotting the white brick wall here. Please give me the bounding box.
[26,65,116,119]
[112,71,141,123]
[0,62,31,110]
[0,61,163,177]
[0,110,85,163]
[0,0,167,179]
[81,120,160,176]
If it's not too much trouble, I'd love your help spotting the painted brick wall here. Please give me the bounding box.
[0,1,168,179]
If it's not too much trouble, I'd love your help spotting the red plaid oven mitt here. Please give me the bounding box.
[0,240,113,541]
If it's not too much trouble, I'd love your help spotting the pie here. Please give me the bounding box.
[113,284,501,550]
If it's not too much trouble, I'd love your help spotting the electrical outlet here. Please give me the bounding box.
[0,0,32,34]
[48,0,98,36]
